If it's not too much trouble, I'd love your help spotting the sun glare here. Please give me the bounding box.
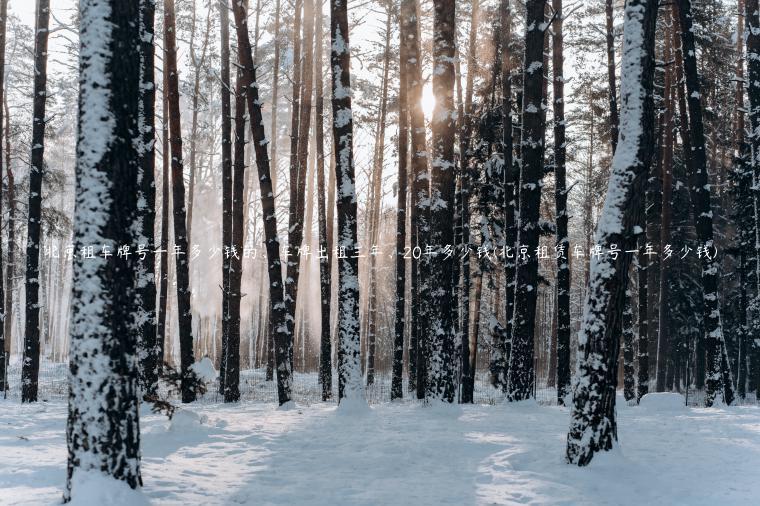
[421,83,436,120]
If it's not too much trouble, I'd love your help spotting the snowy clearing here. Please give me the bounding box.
[2,398,759,505]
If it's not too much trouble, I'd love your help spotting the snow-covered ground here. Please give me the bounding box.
[1,395,759,505]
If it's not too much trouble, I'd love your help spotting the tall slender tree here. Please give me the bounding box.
[165,0,197,403]
[136,0,159,399]
[21,0,51,403]
[507,0,547,402]
[677,0,735,406]
[66,0,142,498]
[330,0,364,404]
[0,0,7,393]
[232,0,293,404]
[567,0,658,466]
[552,0,571,405]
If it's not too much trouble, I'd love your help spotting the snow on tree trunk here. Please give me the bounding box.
[330,0,364,405]
[676,0,735,407]
[157,62,170,372]
[507,0,547,402]
[232,0,294,405]
[623,286,636,402]
[21,0,50,404]
[66,0,143,498]
[552,0,571,405]
[425,0,457,403]
[136,0,159,399]
[566,0,657,466]
[164,0,197,404]
[0,0,7,393]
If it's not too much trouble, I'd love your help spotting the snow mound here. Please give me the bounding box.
[190,357,217,383]
[639,392,685,411]
[68,471,150,506]
[170,409,208,431]
[336,397,370,417]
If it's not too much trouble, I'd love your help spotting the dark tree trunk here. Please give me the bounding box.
[507,0,546,402]
[165,0,197,403]
[623,286,636,401]
[314,6,332,401]
[3,98,13,384]
[677,0,735,407]
[66,0,142,497]
[137,0,159,399]
[567,0,657,466]
[285,0,306,372]
[552,0,571,405]
[0,0,7,393]
[330,0,364,404]
[392,0,409,401]
[219,0,233,397]
[605,0,619,154]
[225,59,246,403]
[425,0,457,403]
[400,0,428,397]
[232,0,293,404]
[21,0,50,403]
[157,58,170,371]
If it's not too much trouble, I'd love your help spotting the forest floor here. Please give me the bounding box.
[1,393,759,505]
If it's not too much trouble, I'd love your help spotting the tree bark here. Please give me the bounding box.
[330,0,364,404]
[567,0,657,466]
[21,0,50,403]
[157,56,170,371]
[165,0,197,403]
[232,0,293,404]
[137,0,159,399]
[677,0,735,406]
[0,0,7,393]
[507,0,546,402]
[66,0,142,496]
[552,0,571,405]
[605,0,619,154]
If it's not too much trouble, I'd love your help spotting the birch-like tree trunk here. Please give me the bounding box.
[0,0,7,393]
[66,0,142,497]
[567,0,658,466]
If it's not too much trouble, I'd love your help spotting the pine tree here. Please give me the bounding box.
[165,0,197,403]
[330,0,364,404]
[136,0,159,399]
[567,0,658,466]
[507,0,547,402]
[66,0,142,497]
[676,0,735,406]
[552,0,571,405]
[426,0,457,402]
[220,0,233,397]
[232,0,293,405]
[0,0,7,393]
[21,0,50,403]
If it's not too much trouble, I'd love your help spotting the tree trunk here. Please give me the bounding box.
[312,5,331,400]
[392,0,409,401]
[137,0,159,399]
[66,0,142,496]
[21,0,50,403]
[567,0,657,466]
[605,0,619,154]
[165,0,197,403]
[157,56,170,372]
[507,0,546,402]
[623,286,636,401]
[552,0,571,405]
[330,0,364,404]
[232,0,293,404]
[0,0,7,393]
[424,0,457,402]
[677,0,735,407]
